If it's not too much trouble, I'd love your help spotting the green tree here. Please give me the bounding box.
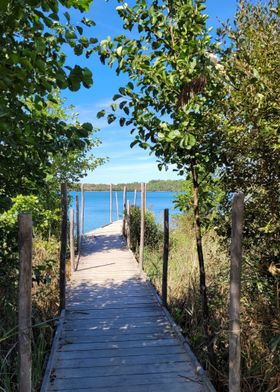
[96,0,225,358]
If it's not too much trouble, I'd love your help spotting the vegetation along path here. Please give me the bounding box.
[42,221,214,392]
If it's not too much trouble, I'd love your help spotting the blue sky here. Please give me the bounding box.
[62,0,239,184]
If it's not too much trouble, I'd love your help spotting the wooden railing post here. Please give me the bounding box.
[110,184,113,224]
[115,192,119,220]
[76,195,80,253]
[127,200,131,249]
[18,213,32,392]
[133,189,137,207]
[139,182,145,271]
[59,183,67,311]
[229,192,244,392]
[81,183,85,235]
[122,186,127,236]
[144,183,147,212]
[70,208,75,274]
[162,208,169,307]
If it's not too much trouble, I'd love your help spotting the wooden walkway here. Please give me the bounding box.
[43,221,214,392]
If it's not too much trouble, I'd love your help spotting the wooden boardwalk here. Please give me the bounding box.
[43,221,214,392]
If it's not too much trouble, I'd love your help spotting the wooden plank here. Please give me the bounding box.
[58,338,179,352]
[18,213,33,392]
[53,362,192,379]
[139,182,145,270]
[110,184,113,223]
[59,183,67,311]
[49,372,201,390]
[76,195,80,254]
[229,192,244,392]
[115,192,119,220]
[55,353,190,369]
[162,208,169,307]
[48,384,199,392]
[63,325,172,337]
[61,332,174,344]
[70,208,75,274]
[56,345,186,360]
[63,317,169,330]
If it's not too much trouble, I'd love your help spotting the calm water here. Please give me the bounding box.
[70,191,179,233]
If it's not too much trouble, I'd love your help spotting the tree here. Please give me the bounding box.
[0,0,97,204]
[96,0,225,358]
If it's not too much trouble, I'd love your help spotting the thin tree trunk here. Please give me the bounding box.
[190,160,213,360]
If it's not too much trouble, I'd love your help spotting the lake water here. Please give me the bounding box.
[70,191,179,233]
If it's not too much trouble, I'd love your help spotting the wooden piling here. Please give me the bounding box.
[229,192,244,392]
[144,183,147,212]
[76,195,80,253]
[162,209,169,307]
[134,189,137,207]
[18,213,32,392]
[122,186,127,236]
[59,183,67,311]
[115,192,119,220]
[139,182,145,271]
[127,200,131,249]
[81,183,85,235]
[110,184,113,224]
[70,208,75,274]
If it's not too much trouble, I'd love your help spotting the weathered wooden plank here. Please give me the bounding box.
[49,384,200,392]
[64,324,172,336]
[58,338,180,352]
[54,361,193,379]
[61,331,174,344]
[56,345,185,360]
[49,373,202,390]
[55,353,190,369]
[63,317,169,330]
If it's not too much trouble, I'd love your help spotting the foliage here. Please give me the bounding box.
[128,207,162,253]
[0,0,97,202]
[75,179,184,192]
[143,214,280,391]
[216,0,280,313]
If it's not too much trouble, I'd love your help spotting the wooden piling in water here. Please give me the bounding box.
[139,182,145,271]
[70,208,75,274]
[110,184,113,224]
[127,200,131,249]
[122,186,127,236]
[162,208,169,307]
[115,191,119,220]
[81,183,85,235]
[76,195,80,253]
[18,213,32,392]
[59,183,67,311]
[134,189,137,207]
[229,192,244,392]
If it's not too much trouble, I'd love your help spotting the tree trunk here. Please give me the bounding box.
[190,160,214,360]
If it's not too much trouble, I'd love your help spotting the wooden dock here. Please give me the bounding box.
[42,220,214,392]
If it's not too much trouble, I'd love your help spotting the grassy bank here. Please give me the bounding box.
[130,210,280,391]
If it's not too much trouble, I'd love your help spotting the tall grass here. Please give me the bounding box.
[141,213,280,392]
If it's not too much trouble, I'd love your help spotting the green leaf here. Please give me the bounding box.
[97,110,106,119]
[108,114,116,124]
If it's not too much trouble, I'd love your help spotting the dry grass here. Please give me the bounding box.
[143,214,280,392]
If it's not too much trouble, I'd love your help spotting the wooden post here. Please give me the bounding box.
[115,192,119,220]
[76,195,80,253]
[162,209,169,307]
[59,183,67,311]
[18,213,32,392]
[144,183,147,212]
[139,182,145,271]
[127,200,131,248]
[229,192,244,392]
[110,184,113,224]
[134,189,137,207]
[81,183,85,235]
[70,208,75,274]
[122,186,127,236]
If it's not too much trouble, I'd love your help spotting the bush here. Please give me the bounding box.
[128,207,162,253]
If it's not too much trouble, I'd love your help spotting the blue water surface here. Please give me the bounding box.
[69,191,179,233]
